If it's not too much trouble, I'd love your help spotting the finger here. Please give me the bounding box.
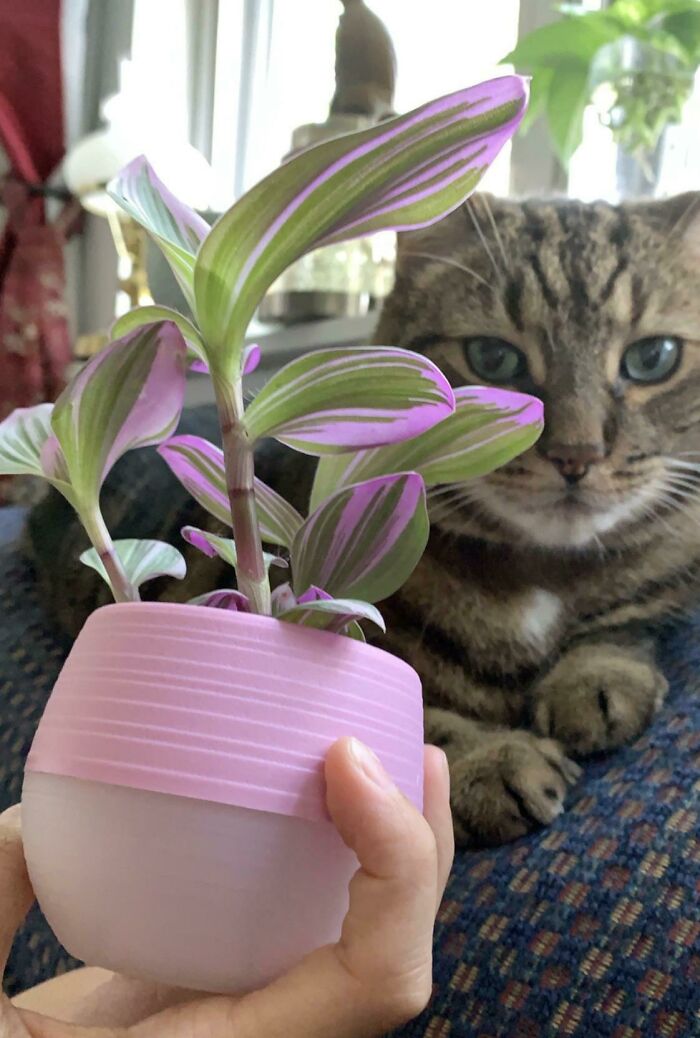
[422,746,454,908]
[0,806,34,975]
[134,740,442,1038]
[323,738,438,982]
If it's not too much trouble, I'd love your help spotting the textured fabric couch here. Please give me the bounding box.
[1,407,699,1037]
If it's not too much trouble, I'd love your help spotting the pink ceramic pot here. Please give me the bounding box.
[21,602,423,993]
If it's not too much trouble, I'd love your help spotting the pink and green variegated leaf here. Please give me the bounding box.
[244,346,455,454]
[181,525,286,572]
[51,322,187,511]
[111,306,206,367]
[158,435,303,548]
[277,597,384,638]
[311,387,544,509]
[194,76,528,377]
[80,539,186,592]
[0,404,54,477]
[292,472,428,603]
[189,589,251,611]
[108,157,209,309]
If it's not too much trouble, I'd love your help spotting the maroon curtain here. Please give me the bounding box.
[0,0,73,497]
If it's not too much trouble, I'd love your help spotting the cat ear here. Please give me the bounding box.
[672,192,700,261]
[646,192,700,258]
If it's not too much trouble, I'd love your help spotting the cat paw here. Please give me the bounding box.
[449,731,581,848]
[532,646,668,757]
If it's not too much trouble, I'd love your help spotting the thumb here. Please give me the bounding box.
[324,738,440,995]
[0,806,34,975]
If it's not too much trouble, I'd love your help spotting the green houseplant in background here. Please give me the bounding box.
[504,0,700,180]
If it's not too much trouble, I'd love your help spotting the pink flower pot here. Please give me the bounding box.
[21,602,423,993]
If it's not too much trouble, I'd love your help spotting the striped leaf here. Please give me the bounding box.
[194,76,528,377]
[52,324,187,506]
[0,404,54,477]
[277,597,384,638]
[111,306,206,367]
[51,323,187,511]
[245,346,455,454]
[181,525,286,572]
[311,386,544,509]
[189,589,251,611]
[158,435,303,548]
[80,539,186,592]
[108,156,209,310]
[292,472,428,603]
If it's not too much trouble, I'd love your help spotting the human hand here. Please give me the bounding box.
[2,737,453,1038]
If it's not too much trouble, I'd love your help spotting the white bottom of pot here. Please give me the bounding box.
[22,772,358,994]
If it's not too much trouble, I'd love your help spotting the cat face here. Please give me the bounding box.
[375,193,700,550]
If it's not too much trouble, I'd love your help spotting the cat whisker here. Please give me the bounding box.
[480,195,509,275]
[401,251,491,290]
[464,200,504,283]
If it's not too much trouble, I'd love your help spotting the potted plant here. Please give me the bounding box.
[0,76,542,995]
[503,0,700,194]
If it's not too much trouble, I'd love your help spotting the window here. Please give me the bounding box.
[208,0,521,206]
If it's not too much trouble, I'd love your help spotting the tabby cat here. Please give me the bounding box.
[32,192,700,848]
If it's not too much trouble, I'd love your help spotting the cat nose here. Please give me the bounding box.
[545,443,604,485]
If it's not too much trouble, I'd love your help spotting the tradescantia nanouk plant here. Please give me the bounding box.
[0,76,544,641]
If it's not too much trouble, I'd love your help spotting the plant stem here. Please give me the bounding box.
[215,376,271,615]
[83,509,139,604]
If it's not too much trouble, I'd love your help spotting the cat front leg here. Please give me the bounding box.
[530,640,668,757]
[426,707,581,848]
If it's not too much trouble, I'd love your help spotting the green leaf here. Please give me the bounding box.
[0,404,54,477]
[311,386,544,510]
[244,346,454,453]
[111,306,207,366]
[108,157,210,311]
[293,473,428,603]
[520,68,554,134]
[546,63,591,165]
[504,14,619,68]
[277,598,384,637]
[80,539,186,592]
[193,77,528,378]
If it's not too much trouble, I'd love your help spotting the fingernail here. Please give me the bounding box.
[348,738,396,792]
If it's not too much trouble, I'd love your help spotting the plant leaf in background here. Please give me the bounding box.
[193,76,528,378]
[158,435,303,548]
[311,387,544,510]
[0,404,55,477]
[181,526,286,572]
[277,597,385,637]
[244,346,455,453]
[80,539,186,592]
[189,589,252,611]
[111,306,207,367]
[292,473,428,603]
[545,63,591,168]
[108,157,209,310]
[51,322,187,513]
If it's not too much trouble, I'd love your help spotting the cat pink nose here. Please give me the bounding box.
[546,443,604,484]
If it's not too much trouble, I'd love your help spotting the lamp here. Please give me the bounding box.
[63,59,214,354]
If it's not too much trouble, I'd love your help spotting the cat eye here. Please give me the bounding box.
[463,336,527,383]
[621,336,682,384]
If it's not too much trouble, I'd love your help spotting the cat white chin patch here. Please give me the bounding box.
[472,484,654,549]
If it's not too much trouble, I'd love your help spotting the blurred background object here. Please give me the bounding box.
[506,0,700,199]
[1,0,698,447]
[259,0,397,325]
